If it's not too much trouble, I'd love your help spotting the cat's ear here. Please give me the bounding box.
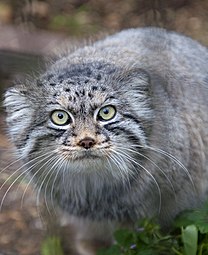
[117,68,152,97]
[4,86,33,140]
[4,86,30,115]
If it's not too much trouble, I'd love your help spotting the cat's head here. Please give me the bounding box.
[4,61,153,181]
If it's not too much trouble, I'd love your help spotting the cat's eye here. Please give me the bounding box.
[97,105,116,121]
[50,110,71,126]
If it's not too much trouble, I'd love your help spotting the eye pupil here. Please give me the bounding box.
[102,108,109,115]
[58,113,64,119]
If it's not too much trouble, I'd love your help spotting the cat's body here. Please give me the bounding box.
[4,27,208,247]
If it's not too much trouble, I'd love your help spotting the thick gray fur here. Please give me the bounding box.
[4,27,208,243]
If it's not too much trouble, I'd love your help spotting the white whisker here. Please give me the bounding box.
[145,145,196,191]
[46,155,66,215]
[37,155,60,216]
[0,155,25,175]
[112,147,162,214]
[20,151,57,208]
[0,151,55,211]
[107,152,130,186]
[118,146,176,198]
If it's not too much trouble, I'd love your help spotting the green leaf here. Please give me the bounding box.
[41,236,64,255]
[192,209,208,234]
[175,202,208,234]
[114,229,134,247]
[181,225,198,255]
[175,211,196,227]
[136,248,158,255]
[97,245,121,255]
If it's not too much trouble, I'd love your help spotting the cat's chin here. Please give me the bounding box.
[58,148,122,176]
[60,151,106,172]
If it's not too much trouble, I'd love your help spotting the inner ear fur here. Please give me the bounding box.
[4,85,30,114]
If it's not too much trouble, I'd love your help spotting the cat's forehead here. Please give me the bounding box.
[35,69,117,114]
[39,62,117,91]
[55,84,108,111]
[39,61,117,86]
[37,62,118,109]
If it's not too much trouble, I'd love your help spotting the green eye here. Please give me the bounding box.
[97,105,116,121]
[50,110,71,126]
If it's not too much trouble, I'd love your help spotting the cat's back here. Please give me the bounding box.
[97,27,208,104]
[96,27,208,67]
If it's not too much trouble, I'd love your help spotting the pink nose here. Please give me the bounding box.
[78,137,96,149]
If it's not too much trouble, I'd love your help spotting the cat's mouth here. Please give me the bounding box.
[60,147,107,162]
[74,150,102,161]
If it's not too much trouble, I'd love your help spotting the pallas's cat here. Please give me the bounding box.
[4,27,208,247]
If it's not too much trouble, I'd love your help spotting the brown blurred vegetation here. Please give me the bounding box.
[0,0,208,43]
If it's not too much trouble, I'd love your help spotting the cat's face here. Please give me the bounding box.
[4,62,153,182]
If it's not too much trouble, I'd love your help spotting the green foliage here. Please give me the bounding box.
[49,4,100,36]
[98,203,208,255]
[41,236,64,255]
[175,203,208,234]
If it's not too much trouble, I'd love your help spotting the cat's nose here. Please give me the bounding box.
[78,137,96,149]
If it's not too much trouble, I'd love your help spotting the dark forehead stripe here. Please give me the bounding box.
[57,66,91,80]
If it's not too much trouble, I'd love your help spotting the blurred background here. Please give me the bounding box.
[0,0,208,254]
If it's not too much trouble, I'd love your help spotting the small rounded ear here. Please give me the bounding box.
[4,85,34,144]
[117,68,152,96]
[4,86,29,113]
[4,85,32,126]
